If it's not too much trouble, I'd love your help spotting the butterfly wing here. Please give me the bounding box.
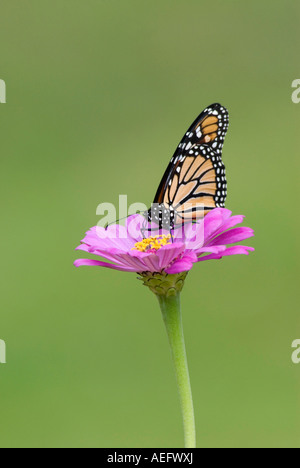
[153,103,229,220]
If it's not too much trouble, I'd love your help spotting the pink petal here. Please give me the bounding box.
[156,243,185,269]
[202,208,232,239]
[74,259,136,271]
[165,254,197,274]
[209,227,254,246]
[198,245,255,262]
[76,244,90,252]
[138,254,160,272]
[205,215,245,243]
[197,253,223,262]
[195,245,227,255]
[76,244,137,267]
[118,253,154,271]
[82,225,135,251]
[219,245,255,256]
[180,222,205,250]
[125,214,145,242]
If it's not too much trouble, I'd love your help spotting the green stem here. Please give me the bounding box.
[157,293,196,448]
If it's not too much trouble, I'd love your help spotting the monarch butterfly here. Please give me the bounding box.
[143,103,229,233]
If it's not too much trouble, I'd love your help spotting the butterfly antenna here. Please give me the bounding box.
[104,212,145,230]
[104,215,130,231]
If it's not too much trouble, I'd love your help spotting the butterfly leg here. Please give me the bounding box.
[141,216,149,239]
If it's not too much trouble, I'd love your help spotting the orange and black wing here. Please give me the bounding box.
[153,103,229,220]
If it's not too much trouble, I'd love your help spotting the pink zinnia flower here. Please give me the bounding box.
[74,208,254,274]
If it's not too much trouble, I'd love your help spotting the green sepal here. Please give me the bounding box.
[138,271,188,297]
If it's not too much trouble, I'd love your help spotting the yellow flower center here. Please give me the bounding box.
[132,234,172,252]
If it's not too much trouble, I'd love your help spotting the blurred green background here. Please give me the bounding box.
[0,0,299,448]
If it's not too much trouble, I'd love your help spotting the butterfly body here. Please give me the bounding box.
[144,103,229,232]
